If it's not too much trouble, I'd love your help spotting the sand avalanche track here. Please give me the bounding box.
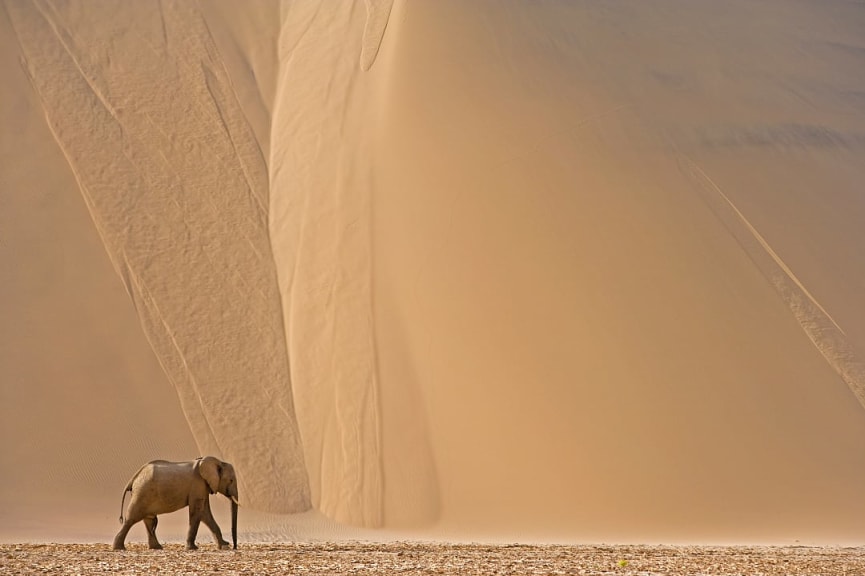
[3,0,865,544]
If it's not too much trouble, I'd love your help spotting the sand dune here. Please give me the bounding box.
[2,0,865,545]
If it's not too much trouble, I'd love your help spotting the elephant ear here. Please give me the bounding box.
[195,457,222,494]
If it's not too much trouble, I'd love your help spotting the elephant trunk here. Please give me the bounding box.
[230,497,238,549]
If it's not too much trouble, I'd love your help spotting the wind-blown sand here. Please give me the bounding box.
[2,0,865,548]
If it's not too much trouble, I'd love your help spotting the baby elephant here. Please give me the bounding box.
[113,456,239,550]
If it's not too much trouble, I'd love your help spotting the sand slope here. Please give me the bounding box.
[0,0,199,540]
[372,0,865,541]
[3,0,309,516]
[2,0,865,544]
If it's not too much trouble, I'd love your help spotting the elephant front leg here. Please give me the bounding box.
[143,516,163,550]
[202,503,230,550]
[186,501,204,550]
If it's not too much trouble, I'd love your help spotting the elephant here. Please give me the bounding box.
[113,456,239,551]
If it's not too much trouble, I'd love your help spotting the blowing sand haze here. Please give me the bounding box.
[2,0,865,546]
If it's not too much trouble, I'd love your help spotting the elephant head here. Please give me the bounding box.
[194,456,239,549]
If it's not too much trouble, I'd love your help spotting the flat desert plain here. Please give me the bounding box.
[3,543,865,576]
[3,0,865,571]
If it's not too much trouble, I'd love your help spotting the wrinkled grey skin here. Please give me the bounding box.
[113,457,239,551]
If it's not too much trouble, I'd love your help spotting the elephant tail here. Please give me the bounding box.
[118,485,131,525]
[118,462,148,524]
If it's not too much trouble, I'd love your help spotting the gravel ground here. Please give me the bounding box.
[2,542,864,575]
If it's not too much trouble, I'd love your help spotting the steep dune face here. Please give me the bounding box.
[3,0,865,543]
[268,0,436,530]
[0,3,198,532]
[372,0,865,540]
[268,1,385,527]
[3,0,308,513]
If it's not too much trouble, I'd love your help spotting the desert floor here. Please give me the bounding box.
[2,542,864,576]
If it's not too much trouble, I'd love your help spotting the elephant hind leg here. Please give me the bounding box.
[143,516,162,550]
[113,517,137,551]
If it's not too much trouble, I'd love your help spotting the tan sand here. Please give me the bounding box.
[2,0,865,546]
